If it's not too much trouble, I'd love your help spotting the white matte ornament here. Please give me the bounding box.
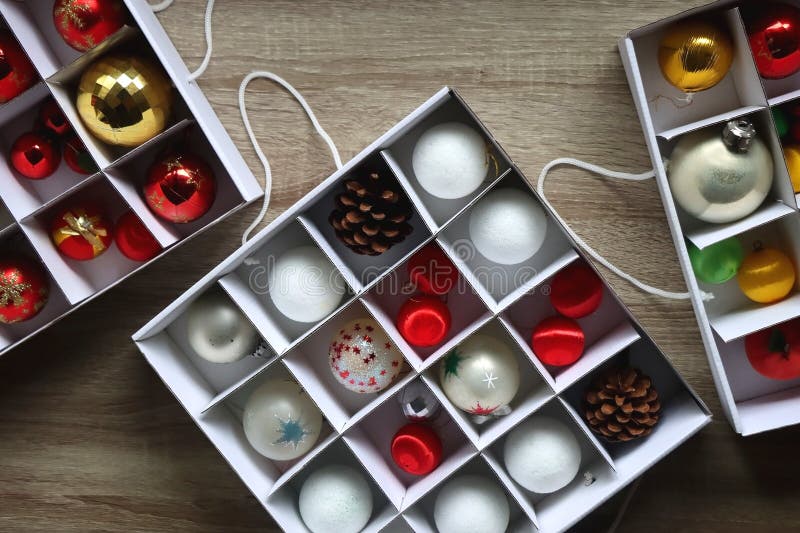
[268,246,346,323]
[503,415,582,494]
[433,474,510,533]
[186,290,260,364]
[412,122,489,199]
[468,188,547,265]
[298,464,373,533]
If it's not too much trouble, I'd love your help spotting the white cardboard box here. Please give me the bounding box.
[133,87,710,532]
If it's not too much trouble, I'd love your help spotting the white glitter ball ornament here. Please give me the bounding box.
[186,290,260,364]
[329,318,404,393]
[299,464,373,533]
[433,474,510,533]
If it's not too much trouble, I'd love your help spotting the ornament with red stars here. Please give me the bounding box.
[0,258,50,324]
[144,151,216,224]
[53,0,126,52]
[328,317,404,394]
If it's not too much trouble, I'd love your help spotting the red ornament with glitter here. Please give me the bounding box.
[397,295,451,348]
[531,316,585,367]
[0,31,37,104]
[114,211,161,262]
[407,244,459,295]
[63,133,97,175]
[328,317,404,394]
[38,99,70,137]
[143,151,216,223]
[391,423,443,476]
[549,261,603,319]
[746,3,800,79]
[50,204,113,260]
[10,132,61,180]
[0,258,49,324]
[53,0,126,52]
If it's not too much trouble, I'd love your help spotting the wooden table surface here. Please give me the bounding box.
[2,1,799,531]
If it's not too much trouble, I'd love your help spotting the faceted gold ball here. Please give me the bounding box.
[77,54,174,147]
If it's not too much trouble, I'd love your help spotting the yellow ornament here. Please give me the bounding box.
[77,54,174,147]
[658,20,734,93]
[784,144,800,193]
[737,245,796,304]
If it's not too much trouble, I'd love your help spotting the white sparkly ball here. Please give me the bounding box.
[504,415,582,494]
[186,290,260,364]
[412,122,489,199]
[468,188,548,265]
[329,318,404,394]
[433,474,510,533]
[268,246,345,323]
[298,464,373,533]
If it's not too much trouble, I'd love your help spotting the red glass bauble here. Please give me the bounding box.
[746,3,800,79]
[10,132,61,180]
[38,99,70,137]
[114,211,161,262]
[0,31,37,104]
[51,204,113,260]
[531,316,585,367]
[407,244,459,295]
[549,261,603,319]
[53,0,126,52]
[397,296,452,348]
[63,134,97,175]
[391,423,442,476]
[143,152,216,223]
[0,257,49,324]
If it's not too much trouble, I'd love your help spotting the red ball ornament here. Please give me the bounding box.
[746,3,800,80]
[531,316,585,367]
[10,132,61,180]
[391,423,443,476]
[744,318,800,380]
[0,258,49,324]
[53,0,126,52]
[0,31,37,104]
[144,152,216,223]
[51,204,113,260]
[38,99,70,137]
[407,244,459,296]
[114,211,161,262]
[63,134,97,175]
[549,262,603,319]
[397,296,452,348]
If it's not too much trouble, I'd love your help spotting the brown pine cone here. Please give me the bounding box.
[329,171,414,256]
[584,366,661,443]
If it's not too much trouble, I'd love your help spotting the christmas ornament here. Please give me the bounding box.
[391,423,442,476]
[328,171,413,256]
[396,295,451,348]
[407,244,459,296]
[439,334,520,415]
[658,20,733,93]
[38,100,70,137]
[50,204,112,260]
[791,121,800,144]
[114,211,161,262]
[468,188,548,265]
[784,144,800,193]
[668,119,773,224]
[328,318,404,394]
[744,318,800,380]
[549,261,603,318]
[267,246,345,323]
[687,237,744,285]
[0,258,49,324]
[0,31,37,104]
[503,415,582,494]
[10,132,60,180]
[531,316,585,367]
[63,134,97,175]
[397,381,441,422]
[737,244,796,304]
[433,474,510,533]
[773,107,789,138]
[186,290,261,364]
[77,54,173,147]
[143,151,216,223]
[584,366,661,443]
[53,0,126,52]
[746,3,800,79]
[411,122,490,199]
[242,378,323,461]
[298,464,373,533]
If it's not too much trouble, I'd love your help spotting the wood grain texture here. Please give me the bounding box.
[1,1,799,531]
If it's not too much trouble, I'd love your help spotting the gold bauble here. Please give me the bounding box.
[77,54,174,147]
[737,246,796,304]
[658,20,734,93]
[784,144,800,193]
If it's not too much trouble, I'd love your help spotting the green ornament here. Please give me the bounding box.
[687,238,744,285]
[772,107,789,139]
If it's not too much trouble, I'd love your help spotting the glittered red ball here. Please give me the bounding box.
[38,99,70,137]
[63,134,97,175]
[397,296,452,348]
[0,257,49,324]
[746,3,800,79]
[53,0,126,52]
[143,152,216,223]
[10,132,61,180]
[391,423,442,476]
[51,204,113,260]
[114,211,161,262]
[531,316,585,367]
[549,262,603,319]
[407,244,459,296]
[0,31,37,104]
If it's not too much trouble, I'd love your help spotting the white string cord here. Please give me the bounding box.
[149,0,174,13]
[187,0,215,82]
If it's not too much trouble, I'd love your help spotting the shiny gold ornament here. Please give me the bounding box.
[76,54,173,147]
[784,144,800,193]
[737,245,796,304]
[658,20,734,93]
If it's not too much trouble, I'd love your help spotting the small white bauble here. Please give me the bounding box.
[412,122,489,200]
[433,474,510,533]
[468,188,547,265]
[268,245,345,323]
[186,290,260,364]
[504,415,582,494]
[329,318,404,394]
[242,379,323,461]
[298,464,373,533]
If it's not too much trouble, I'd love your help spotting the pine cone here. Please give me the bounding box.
[584,366,661,443]
[329,171,414,256]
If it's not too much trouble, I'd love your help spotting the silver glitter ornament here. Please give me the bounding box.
[186,290,261,364]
